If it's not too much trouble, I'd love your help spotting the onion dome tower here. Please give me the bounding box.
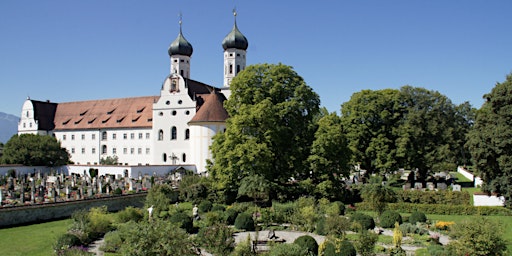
[222,9,248,87]
[168,16,193,78]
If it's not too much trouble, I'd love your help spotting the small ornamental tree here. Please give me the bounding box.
[234,212,255,231]
[447,217,507,256]
[294,235,318,255]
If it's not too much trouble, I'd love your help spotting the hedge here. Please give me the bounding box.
[355,202,512,216]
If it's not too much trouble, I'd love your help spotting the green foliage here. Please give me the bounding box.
[119,219,198,255]
[350,212,375,230]
[212,204,226,212]
[396,190,471,205]
[145,184,177,217]
[266,243,310,256]
[323,215,351,237]
[355,202,512,215]
[225,208,239,225]
[1,134,70,166]
[399,223,429,236]
[113,187,122,195]
[99,155,118,165]
[360,184,396,216]
[230,234,255,256]
[353,228,378,256]
[238,174,271,202]
[209,63,320,201]
[115,206,143,223]
[100,230,122,253]
[169,211,194,233]
[379,210,402,228]
[427,244,451,256]
[203,211,226,226]
[467,73,512,208]
[409,211,427,224]
[290,204,318,232]
[87,206,114,239]
[53,233,82,253]
[338,240,357,256]
[196,224,235,255]
[179,174,209,203]
[198,200,213,213]
[447,216,507,256]
[234,212,255,231]
[293,235,318,255]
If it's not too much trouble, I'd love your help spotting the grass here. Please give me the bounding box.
[0,219,72,256]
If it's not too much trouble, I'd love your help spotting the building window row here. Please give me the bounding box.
[158,128,190,141]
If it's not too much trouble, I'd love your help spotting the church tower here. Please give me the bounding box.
[168,17,193,78]
[222,10,248,88]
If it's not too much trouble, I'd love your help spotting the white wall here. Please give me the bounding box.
[473,194,505,207]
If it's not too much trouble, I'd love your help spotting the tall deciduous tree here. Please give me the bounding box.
[466,73,512,208]
[1,134,69,166]
[209,63,320,200]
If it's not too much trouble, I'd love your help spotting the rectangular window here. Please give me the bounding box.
[71,148,75,154]
[146,133,150,139]
[146,148,150,154]
[123,133,127,139]
[130,133,135,139]
[112,148,117,154]
[92,134,96,140]
[92,148,96,154]
[130,148,134,154]
[81,148,85,154]
[112,133,117,140]
[123,148,127,154]
[138,133,143,139]
[138,148,142,154]
[81,134,85,140]
[71,135,75,140]
[63,135,66,140]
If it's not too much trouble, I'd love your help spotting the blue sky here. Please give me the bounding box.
[1,1,511,117]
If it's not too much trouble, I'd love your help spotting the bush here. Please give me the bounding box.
[234,212,255,231]
[294,235,318,255]
[322,241,337,256]
[338,240,356,256]
[332,201,345,215]
[355,202,512,215]
[325,215,351,237]
[115,206,143,223]
[100,230,122,253]
[230,234,255,256]
[379,210,402,228]
[54,233,82,252]
[225,208,239,225]
[399,223,429,236]
[203,211,226,226]
[113,187,123,195]
[169,211,194,233]
[199,200,213,213]
[350,212,375,230]
[266,243,309,256]
[409,211,427,224]
[197,224,234,255]
[212,204,226,212]
[427,244,451,256]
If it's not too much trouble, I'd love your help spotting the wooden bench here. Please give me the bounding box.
[252,239,286,252]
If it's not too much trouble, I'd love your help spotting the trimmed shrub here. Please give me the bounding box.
[315,216,327,235]
[294,235,318,255]
[267,243,309,256]
[355,202,512,216]
[350,212,375,230]
[333,201,345,215]
[198,200,213,213]
[379,210,402,228]
[203,211,225,226]
[225,208,239,225]
[115,206,143,223]
[409,211,427,224]
[338,240,356,256]
[211,204,226,212]
[169,211,194,233]
[322,241,336,256]
[234,212,255,231]
[113,187,123,195]
[400,223,429,236]
[100,230,122,253]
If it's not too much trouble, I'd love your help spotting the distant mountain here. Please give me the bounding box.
[0,112,18,143]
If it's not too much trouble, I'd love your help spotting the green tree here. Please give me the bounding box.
[308,112,351,199]
[447,217,507,256]
[1,134,69,166]
[360,184,396,216]
[237,174,271,202]
[100,155,118,165]
[466,73,512,208]
[209,63,320,201]
[144,184,177,217]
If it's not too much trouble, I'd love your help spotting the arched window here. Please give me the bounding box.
[237,64,240,74]
[102,145,107,154]
[185,129,190,140]
[171,126,177,140]
[182,153,186,162]
[229,64,233,74]
[163,153,167,162]
[158,130,163,140]
[101,131,107,141]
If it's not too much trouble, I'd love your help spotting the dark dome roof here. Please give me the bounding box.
[222,22,248,50]
[168,30,193,57]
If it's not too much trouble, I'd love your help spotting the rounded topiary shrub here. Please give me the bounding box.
[234,212,255,231]
[54,233,82,252]
[225,208,239,225]
[198,200,213,213]
[169,211,194,233]
[294,235,318,255]
[322,241,337,256]
[338,240,356,256]
[379,210,402,228]
[409,211,427,224]
[350,212,375,230]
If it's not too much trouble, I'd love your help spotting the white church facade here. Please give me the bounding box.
[17,14,249,175]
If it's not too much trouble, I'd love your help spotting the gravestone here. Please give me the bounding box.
[427,182,435,191]
[0,189,3,205]
[437,183,447,190]
[414,182,423,190]
[402,183,412,190]
[452,184,461,192]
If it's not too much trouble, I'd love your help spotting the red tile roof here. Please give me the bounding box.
[189,91,228,123]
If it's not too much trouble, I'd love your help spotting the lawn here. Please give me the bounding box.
[0,219,71,256]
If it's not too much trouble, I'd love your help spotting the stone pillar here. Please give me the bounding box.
[0,189,3,206]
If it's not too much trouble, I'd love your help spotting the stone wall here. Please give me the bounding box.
[0,193,146,228]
